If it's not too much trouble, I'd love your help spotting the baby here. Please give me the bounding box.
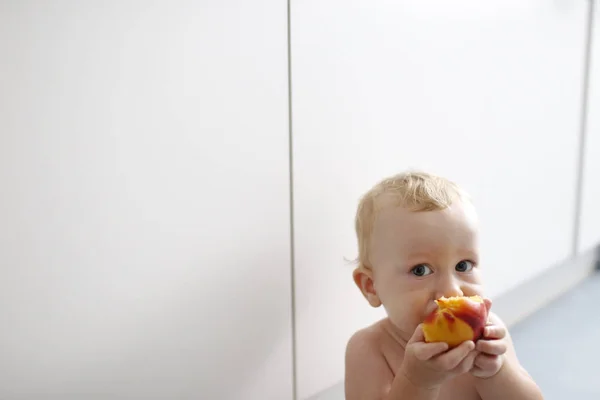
[344,171,543,400]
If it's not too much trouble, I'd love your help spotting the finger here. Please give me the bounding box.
[412,342,450,361]
[483,325,506,339]
[483,298,492,313]
[433,340,475,370]
[408,324,450,360]
[474,353,500,370]
[453,349,478,374]
[476,339,507,356]
[470,366,489,378]
[408,324,426,344]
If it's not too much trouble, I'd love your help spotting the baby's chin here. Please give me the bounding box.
[386,303,437,326]
[387,313,425,334]
[384,317,419,343]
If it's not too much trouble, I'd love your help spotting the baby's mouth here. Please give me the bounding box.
[424,301,439,318]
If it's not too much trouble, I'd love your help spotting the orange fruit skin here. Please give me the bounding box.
[422,295,489,348]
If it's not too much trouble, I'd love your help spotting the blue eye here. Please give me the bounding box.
[456,260,474,272]
[411,264,433,277]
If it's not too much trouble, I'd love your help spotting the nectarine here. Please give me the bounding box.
[422,295,488,348]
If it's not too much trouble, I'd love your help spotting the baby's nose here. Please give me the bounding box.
[435,276,464,299]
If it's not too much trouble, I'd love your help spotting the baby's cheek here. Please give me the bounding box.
[466,270,484,286]
[387,313,417,337]
[388,299,425,327]
[461,279,484,296]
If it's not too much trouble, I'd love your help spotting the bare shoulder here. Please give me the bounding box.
[345,320,394,400]
[345,320,386,367]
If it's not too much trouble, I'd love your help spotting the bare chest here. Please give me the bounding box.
[383,344,481,400]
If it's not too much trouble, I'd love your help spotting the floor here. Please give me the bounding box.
[510,272,600,399]
[308,272,600,399]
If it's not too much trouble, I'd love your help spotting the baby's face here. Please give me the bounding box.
[368,200,483,341]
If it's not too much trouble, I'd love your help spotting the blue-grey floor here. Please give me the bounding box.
[510,272,600,399]
[309,272,600,400]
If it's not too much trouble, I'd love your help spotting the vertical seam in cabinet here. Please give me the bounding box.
[286,0,298,399]
[573,0,595,256]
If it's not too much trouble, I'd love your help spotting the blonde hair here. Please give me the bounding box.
[354,171,468,270]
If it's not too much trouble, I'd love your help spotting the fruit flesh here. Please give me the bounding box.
[422,295,488,347]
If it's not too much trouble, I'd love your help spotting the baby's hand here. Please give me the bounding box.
[472,299,507,379]
[400,324,478,389]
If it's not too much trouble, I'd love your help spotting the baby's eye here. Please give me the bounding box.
[455,260,474,272]
[411,264,433,277]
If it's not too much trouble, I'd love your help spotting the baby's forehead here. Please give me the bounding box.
[371,203,479,243]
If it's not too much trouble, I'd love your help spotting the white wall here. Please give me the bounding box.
[291,1,588,398]
[1,2,598,400]
[0,2,292,400]
[579,2,600,253]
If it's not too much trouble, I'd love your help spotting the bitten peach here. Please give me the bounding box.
[422,295,489,348]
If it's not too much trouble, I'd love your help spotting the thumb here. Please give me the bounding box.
[409,323,450,361]
[408,323,426,344]
[483,298,492,313]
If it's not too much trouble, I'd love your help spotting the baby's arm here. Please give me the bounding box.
[344,329,440,400]
[473,313,543,400]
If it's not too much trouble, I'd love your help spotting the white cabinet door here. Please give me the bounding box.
[291,1,587,398]
[579,3,600,253]
[0,2,292,399]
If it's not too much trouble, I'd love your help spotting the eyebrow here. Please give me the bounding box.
[402,249,479,263]
[402,251,436,265]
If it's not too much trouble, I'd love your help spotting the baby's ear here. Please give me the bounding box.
[352,266,382,308]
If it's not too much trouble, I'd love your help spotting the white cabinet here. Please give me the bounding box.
[579,3,600,253]
[291,1,587,398]
[0,2,292,399]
